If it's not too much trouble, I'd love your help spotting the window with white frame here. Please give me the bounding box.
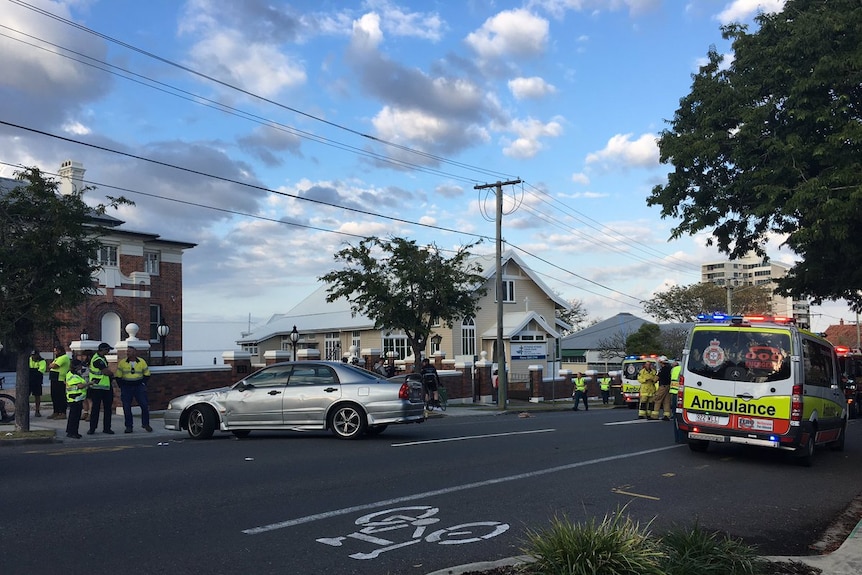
[241,343,259,355]
[496,280,515,302]
[352,331,361,353]
[383,332,409,361]
[325,332,341,360]
[96,244,118,267]
[144,251,160,275]
[461,317,476,357]
[149,304,162,342]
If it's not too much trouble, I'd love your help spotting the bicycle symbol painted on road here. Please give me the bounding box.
[316,505,509,560]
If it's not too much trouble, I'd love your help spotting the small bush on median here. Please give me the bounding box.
[522,508,665,575]
[520,509,771,575]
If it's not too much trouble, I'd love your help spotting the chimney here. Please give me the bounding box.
[58,160,85,196]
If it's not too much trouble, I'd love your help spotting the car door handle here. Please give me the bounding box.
[324,387,338,393]
[268,390,282,395]
[737,393,753,399]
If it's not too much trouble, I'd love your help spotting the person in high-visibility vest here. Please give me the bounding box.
[572,373,588,411]
[65,359,89,439]
[599,374,611,405]
[87,342,115,435]
[116,346,152,433]
[637,361,658,419]
[28,350,47,417]
[48,344,71,420]
[670,359,683,443]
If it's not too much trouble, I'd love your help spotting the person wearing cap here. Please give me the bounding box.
[116,346,152,433]
[652,356,673,421]
[28,350,47,417]
[48,344,71,419]
[87,342,116,435]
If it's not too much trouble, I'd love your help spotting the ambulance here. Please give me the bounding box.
[677,314,847,466]
[619,354,660,408]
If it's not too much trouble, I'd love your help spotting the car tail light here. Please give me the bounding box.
[791,384,803,422]
[399,382,410,400]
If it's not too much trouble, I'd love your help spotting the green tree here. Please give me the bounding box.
[642,283,773,322]
[319,237,486,370]
[0,168,130,431]
[626,324,663,356]
[647,0,862,310]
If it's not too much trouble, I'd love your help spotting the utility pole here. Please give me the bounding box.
[475,179,521,409]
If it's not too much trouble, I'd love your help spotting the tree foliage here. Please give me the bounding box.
[319,237,486,370]
[642,283,774,322]
[647,0,862,310]
[0,167,130,430]
[624,323,687,360]
[556,296,589,335]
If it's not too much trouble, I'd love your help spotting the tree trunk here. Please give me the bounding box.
[15,351,30,432]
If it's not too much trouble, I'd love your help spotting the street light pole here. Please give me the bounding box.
[290,325,299,362]
[157,319,170,366]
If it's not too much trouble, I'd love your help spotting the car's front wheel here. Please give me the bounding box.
[187,405,216,440]
[330,404,367,439]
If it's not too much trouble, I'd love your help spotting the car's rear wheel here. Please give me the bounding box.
[330,404,366,439]
[187,405,216,440]
[795,432,816,467]
[366,424,388,436]
[231,430,251,439]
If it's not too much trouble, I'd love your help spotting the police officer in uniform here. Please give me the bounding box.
[572,373,588,411]
[116,346,152,433]
[599,374,611,405]
[65,359,89,439]
[87,342,115,435]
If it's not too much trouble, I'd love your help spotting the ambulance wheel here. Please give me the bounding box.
[795,434,815,467]
[688,439,709,452]
[829,424,846,452]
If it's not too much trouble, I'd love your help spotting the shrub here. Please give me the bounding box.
[662,524,765,575]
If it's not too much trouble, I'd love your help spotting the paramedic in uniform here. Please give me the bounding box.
[652,356,673,420]
[670,359,684,442]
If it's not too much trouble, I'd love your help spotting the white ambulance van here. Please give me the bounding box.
[677,314,846,465]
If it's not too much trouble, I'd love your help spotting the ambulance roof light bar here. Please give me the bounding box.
[696,313,795,325]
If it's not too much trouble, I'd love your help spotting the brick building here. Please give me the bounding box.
[2,160,195,364]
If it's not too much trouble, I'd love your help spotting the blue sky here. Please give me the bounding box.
[2,0,851,350]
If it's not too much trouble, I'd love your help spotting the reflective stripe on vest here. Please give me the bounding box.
[670,365,682,394]
[574,378,586,392]
[65,372,88,402]
[599,377,610,391]
[89,354,111,389]
[117,358,149,383]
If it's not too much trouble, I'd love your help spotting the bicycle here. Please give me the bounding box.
[0,392,16,423]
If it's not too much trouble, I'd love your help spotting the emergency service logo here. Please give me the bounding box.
[702,339,726,368]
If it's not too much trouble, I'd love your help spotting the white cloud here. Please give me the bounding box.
[352,12,385,51]
[501,117,564,158]
[508,76,557,100]
[528,0,661,19]
[570,172,590,185]
[585,133,659,168]
[465,9,549,61]
[715,0,786,25]
[365,0,445,41]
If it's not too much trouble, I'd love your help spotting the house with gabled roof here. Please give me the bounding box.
[237,250,571,375]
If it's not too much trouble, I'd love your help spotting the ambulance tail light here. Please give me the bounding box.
[676,374,685,411]
[791,384,803,423]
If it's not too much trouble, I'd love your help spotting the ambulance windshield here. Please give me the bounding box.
[687,329,792,382]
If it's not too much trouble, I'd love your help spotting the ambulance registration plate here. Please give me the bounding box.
[692,413,723,425]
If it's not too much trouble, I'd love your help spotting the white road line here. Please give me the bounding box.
[391,428,555,447]
[604,419,666,426]
[242,444,681,535]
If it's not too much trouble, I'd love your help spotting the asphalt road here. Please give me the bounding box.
[3,407,862,574]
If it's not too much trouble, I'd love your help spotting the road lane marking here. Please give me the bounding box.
[391,429,555,447]
[611,486,660,500]
[243,444,682,535]
[604,419,665,426]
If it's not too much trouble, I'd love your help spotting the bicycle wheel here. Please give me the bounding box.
[0,393,16,423]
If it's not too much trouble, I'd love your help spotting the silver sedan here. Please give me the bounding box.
[164,361,425,439]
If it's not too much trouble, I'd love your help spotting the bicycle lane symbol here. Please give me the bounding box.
[315,505,509,560]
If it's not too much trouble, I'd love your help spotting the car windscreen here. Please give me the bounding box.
[687,328,792,382]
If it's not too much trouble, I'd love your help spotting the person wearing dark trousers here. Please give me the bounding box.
[65,359,89,439]
[599,374,611,405]
[572,373,588,411]
[87,343,115,435]
[116,346,152,433]
[28,350,47,417]
[48,344,71,419]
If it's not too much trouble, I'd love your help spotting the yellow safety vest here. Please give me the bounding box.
[50,354,71,379]
[116,357,150,383]
[574,377,587,392]
[30,357,47,374]
[670,365,681,394]
[89,353,112,390]
[65,372,88,402]
[599,377,610,391]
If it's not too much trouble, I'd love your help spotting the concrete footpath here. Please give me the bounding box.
[2,383,860,574]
